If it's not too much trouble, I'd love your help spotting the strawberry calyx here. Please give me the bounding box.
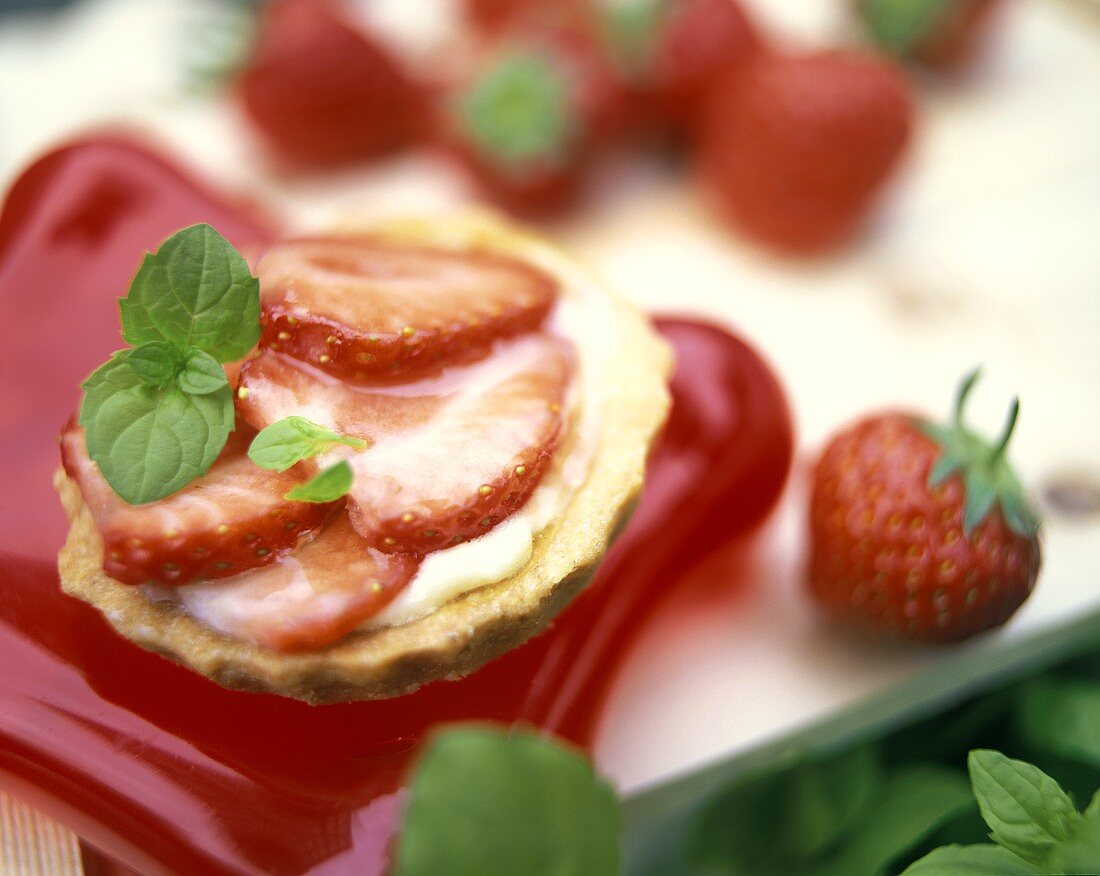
[919,367,1039,538]
[601,0,664,80]
[456,49,578,173]
[859,0,954,55]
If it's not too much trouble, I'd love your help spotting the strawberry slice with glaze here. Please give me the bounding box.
[257,237,558,380]
[177,515,418,652]
[61,422,332,586]
[237,333,573,553]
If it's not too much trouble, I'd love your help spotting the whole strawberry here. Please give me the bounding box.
[808,370,1041,642]
[237,0,425,166]
[698,48,914,254]
[855,0,1004,74]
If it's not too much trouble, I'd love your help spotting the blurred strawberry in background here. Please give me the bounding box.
[237,0,426,166]
[601,0,763,141]
[432,15,628,216]
[855,0,1005,73]
[461,0,593,34]
[697,47,914,254]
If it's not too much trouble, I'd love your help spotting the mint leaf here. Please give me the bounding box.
[690,746,882,872]
[284,460,353,503]
[393,726,620,876]
[968,750,1079,868]
[119,223,259,362]
[79,357,234,504]
[177,348,228,396]
[126,341,180,388]
[1055,790,1100,875]
[249,417,367,472]
[901,843,1044,875]
[1017,679,1100,769]
[808,766,975,876]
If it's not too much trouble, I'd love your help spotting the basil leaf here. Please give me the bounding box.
[807,766,975,876]
[968,750,1079,868]
[79,357,234,504]
[393,727,621,876]
[860,0,952,54]
[249,417,367,472]
[177,348,229,396]
[119,223,260,362]
[126,341,180,388]
[1016,679,1100,769]
[284,460,353,503]
[901,843,1044,875]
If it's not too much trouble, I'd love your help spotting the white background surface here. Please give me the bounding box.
[2,0,1098,795]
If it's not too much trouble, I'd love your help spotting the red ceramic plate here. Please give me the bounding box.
[0,136,792,874]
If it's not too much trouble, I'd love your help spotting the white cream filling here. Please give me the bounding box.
[365,239,618,628]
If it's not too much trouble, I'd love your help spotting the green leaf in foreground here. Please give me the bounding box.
[79,357,234,504]
[1016,678,1100,770]
[968,749,1079,868]
[689,745,882,873]
[393,726,620,876]
[284,460,354,503]
[126,340,180,388]
[119,223,260,362]
[177,348,230,396]
[807,766,975,876]
[249,417,367,472]
[901,843,1044,875]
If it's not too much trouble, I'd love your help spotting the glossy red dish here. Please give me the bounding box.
[0,137,793,874]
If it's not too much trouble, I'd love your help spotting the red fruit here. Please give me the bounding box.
[257,236,557,380]
[461,0,592,34]
[808,371,1041,643]
[604,0,762,136]
[698,48,914,254]
[237,0,424,166]
[856,0,1003,73]
[437,22,627,216]
[60,422,332,586]
[178,515,418,652]
[237,334,573,554]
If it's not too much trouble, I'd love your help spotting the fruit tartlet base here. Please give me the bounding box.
[55,216,673,703]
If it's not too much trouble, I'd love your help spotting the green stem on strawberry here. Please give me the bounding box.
[921,370,1038,539]
[456,50,578,173]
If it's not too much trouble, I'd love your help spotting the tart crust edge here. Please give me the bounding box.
[55,216,674,704]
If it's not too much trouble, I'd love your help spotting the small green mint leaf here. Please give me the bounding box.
[126,340,181,388]
[79,357,234,504]
[900,843,1045,875]
[393,726,621,876]
[177,348,229,396]
[284,460,353,503]
[968,750,1079,868]
[249,417,367,472]
[119,223,260,362]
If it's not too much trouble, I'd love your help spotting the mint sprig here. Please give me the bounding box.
[248,417,367,472]
[394,726,621,876]
[902,750,1100,875]
[284,460,354,504]
[78,224,259,505]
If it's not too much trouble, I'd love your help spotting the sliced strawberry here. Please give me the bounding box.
[257,237,558,380]
[60,421,332,586]
[177,515,419,652]
[237,333,574,553]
